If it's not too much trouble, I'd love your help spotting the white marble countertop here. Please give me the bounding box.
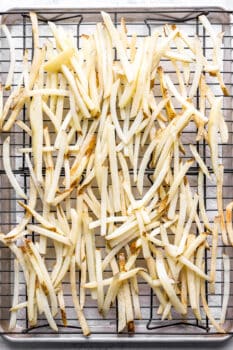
[1,0,233,11]
[0,0,233,348]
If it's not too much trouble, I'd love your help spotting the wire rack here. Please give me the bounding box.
[0,8,233,341]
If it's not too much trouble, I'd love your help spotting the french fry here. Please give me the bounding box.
[46,131,67,203]
[3,137,27,200]
[44,48,75,72]
[27,269,36,324]
[58,287,67,327]
[198,170,211,231]
[226,201,233,245]
[9,260,19,330]
[15,120,32,137]
[210,217,219,293]
[207,97,222,178]
[30,94,43,184]
[27,225,71,246]
[70,255,90,336]
[107,124,121,212]
[80,237,87,309]
[84,212,97,299]
[117,285,126,332]
[220,254,230,325]
[36,287,58,332]
[217,164,228,245]
[156,249,186,315]
[188,37,203,99]
[201,267,225,333]
[190,145,211,180]
[2,25,16,90]
[95,249,104,312]
[195,242,205,323]
[101,11,133,83]
[199,15,229,96]
[25,239,58,316]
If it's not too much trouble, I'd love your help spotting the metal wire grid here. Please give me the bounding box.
[0,8,232,338]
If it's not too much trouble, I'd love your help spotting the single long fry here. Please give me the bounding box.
[156,250,186,315]
[220,254,230,325]
[2,25,16,90]
[27,225,71,245]
[3,137,27,200]
[46,131,67,203]
[70,255,90,336]
[102,11,133,83]
[9,260,19,330]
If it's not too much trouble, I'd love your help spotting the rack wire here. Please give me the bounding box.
[0,8,233,340]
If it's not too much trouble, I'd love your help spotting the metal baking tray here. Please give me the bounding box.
[0,6,233,344]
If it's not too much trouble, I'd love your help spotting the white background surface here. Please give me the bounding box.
[1,0,233,11]
[0,0,233,348]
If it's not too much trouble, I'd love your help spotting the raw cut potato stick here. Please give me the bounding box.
[1,25,16,90]
[190,144,211,180]
[209,217,219,293]
[9,260,19,330]
[101,11,133,83]
[80,237,87,310]
[58,287,67,327]
[207,97,222,178]
[16,120,32,137]
[70,255,90,336]
[107,124,121,212]
[95,249,104,312]
[36,287,58,331]
[186,235,201,320]
[84,212,97,300]
[27,269,36,324]
[25,153,44,202]
[30,94,43,184]
[25,239,58,316]
[198,170,211,231]
[156,249,186,315]
[188,37,203,99]
[3,137,27,200]
[199,15,229,96]
[217,164,228,245]
[220,254,230,325]
[100,166,108,236]
[46,131,67,204]
[226,201,233,245]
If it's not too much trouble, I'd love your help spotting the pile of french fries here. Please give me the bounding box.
[0,11,231,335]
